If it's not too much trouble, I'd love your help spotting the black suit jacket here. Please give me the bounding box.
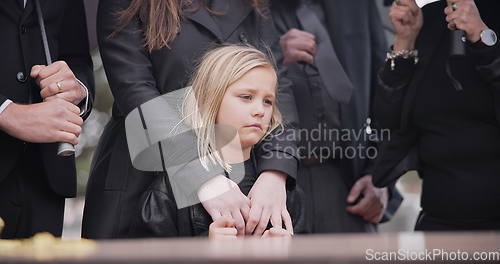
[272,0,387,177]
[271,0,402,222]
[0,0,94,197]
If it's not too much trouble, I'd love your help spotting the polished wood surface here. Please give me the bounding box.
[1,232,500,263]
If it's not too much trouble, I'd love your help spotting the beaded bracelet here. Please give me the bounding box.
[386,48,419,71]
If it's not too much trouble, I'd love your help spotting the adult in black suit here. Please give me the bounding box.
[270,0,403,233]
[373,0,500,230]
[0,0,94,238]
[82,0,299,239]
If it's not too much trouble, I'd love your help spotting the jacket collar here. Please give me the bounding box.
[185,0,253,42]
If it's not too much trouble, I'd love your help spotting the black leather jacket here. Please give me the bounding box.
[129,157,308,237]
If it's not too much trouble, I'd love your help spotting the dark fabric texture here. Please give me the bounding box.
[414,211,500,231]
[0,144,65,239]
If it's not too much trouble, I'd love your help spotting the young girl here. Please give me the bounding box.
[130,45,304,239]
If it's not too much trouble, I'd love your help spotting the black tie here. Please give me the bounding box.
[296,4,353,104]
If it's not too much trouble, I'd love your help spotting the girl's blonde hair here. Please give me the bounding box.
[182,44,282,172]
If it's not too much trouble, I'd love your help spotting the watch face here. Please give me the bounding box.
[481,29,498,47]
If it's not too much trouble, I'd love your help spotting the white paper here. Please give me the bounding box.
[415,0,441,8]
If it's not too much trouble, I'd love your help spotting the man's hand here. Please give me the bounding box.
[390,0,423,51]
[346,175,388,224]
[280,28,317,65]
[31,61,87,105]
[199,175,250,237]
[246,171,293,236]
[445,0,488,42]
[208,217,237,240]
[0,99,82,145]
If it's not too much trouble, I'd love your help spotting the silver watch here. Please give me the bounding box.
[480,29,497,47]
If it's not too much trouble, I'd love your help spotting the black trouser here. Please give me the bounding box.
[415,211,500,231]
[0,144,64,239]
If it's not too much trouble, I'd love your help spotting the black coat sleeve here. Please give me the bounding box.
[467,40,500,126]
[254,9,299,186]
[373,58,417,131]
[59,0,95,120]
[97,0,162,117]
[0,95,7,106]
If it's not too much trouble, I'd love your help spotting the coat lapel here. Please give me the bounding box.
[185,0,253,42]
[185,1,224,42]
[210,0,253,41]
[20,0,34,23]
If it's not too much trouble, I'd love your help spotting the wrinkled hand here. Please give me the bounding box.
[390,0,423,51]
[280,28,317,65]
[346,175,388,224]
[246,171,293,236]
[0,100,82,145]
[445,0,488,42]
[199,175,250,236]
[208,217,237,240]
[31,61,87,105]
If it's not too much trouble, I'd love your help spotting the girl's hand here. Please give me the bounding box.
[208,217,237,240]
[246,171,294,236]
[262,227,292,239]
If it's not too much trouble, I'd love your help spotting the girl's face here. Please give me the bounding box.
[216,66,277,149]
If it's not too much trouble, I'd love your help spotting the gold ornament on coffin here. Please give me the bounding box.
[0,232,96,261]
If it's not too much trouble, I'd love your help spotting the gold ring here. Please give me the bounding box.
[56,82,62,92]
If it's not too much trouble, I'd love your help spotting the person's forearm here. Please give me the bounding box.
[467,37,500,67]
[255,126,299,184]
[379,47,418,92]
[373,58,416,131]
[469,40,500,125]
